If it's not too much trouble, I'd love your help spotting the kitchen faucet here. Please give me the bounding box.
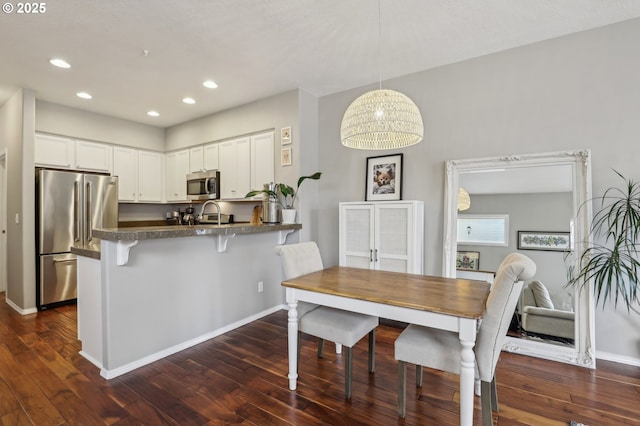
[198,200,221,226]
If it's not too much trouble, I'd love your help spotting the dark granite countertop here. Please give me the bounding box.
[92,223,302,242]
[71,244,101,260]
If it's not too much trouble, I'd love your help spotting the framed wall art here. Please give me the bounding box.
[456,251,480,271]
[365,153,403,201]
[281,147,292,166]
[517,231,571,251]
[281,126,291,145]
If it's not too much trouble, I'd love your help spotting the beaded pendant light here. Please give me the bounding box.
[340,0,424,150]
[458,187,471,211]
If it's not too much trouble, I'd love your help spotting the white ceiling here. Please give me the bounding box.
[2,0,640,128]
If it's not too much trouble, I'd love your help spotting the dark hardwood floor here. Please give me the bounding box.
[1,292,639,426]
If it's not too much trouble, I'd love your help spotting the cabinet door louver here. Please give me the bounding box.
[376,205,411,272]
[341,205,374,269]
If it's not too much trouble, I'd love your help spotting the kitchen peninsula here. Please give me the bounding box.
[72,222,301,379]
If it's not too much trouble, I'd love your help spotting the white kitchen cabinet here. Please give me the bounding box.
[75,140,112,173]
[219,137,250,199]
[203,143,219,171]
[35,134,112,172]
[166,150,190,201]
[113,148,163,203]
[250,132,274,191]
[35,133,75,169]
[112,147,138,202]
[138,151,164,202]
[339,201,424,274]
[189,146,204,173]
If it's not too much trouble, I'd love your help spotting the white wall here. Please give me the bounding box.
[0,89,37,311]
[36,101,165,151]
[317,18,640,362]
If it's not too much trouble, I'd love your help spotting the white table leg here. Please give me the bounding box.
[459,319,478,426]
[287,298,299,390]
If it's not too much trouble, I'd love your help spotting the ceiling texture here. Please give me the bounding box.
[2,0,640,128]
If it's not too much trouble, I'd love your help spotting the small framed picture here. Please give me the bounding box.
[517,231,571,251]
[281,147,292,166]
[365,153,403,201]
[281,126,291,145]
[456,251,480,271]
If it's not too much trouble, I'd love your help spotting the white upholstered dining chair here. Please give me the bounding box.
[275,241,379,399]
[394,253,536,424]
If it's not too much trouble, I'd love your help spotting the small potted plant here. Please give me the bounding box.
[246,172,321,224]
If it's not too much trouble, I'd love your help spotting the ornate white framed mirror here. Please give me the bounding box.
[443,150,596,368]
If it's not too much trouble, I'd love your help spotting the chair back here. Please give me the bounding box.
[475,253,536,381]
[274,241,324,280]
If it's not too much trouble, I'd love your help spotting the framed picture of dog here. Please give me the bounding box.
[365,153,403,201]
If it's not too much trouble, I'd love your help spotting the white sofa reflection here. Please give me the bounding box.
[519,280,575,341]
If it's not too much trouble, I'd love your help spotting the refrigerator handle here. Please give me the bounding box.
[74,181,81,242]
[86,181,93,243]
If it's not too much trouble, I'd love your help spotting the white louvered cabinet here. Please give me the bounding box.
[339,201,424,274]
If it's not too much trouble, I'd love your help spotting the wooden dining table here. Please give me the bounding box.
[282,265,491,426]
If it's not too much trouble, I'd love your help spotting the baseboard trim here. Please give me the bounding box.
[5,297,38,315]
[596,350,640,367]
[99,304,284,380]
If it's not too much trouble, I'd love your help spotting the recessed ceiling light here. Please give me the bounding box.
[147,111,159,117]
[76,92,92,99]
[182,97,196,104]
[49,58,71,69]
[203,80,218,89]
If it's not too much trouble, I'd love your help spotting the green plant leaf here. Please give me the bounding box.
[569,170,640,313]
[245,189,278,199]
[297,172,322,188]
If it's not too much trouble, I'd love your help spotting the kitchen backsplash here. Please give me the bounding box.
[118,201,260,224]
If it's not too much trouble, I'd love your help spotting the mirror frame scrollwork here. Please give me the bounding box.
[443,149,596,368]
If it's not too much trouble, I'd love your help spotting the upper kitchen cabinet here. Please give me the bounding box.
[250,132,274,192]
[138,151,164,202]
[113,147,164,203]
[218,132,274,200]
[35,133,75,169]
[35,134,112,173]
[75,140,112,173]
[189,146,204,173]
[166,150,190,201]
[339,201,424,274]
[188,144,219,173]
[203,143,219,171]
[219,137,251,199]
[113,147,137,202]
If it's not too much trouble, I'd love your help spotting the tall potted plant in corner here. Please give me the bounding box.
[567,170,640,313]
[246,172,321,224]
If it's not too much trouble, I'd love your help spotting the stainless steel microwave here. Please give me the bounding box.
[186,170,220,200]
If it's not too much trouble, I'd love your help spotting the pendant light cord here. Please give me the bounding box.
[378,0,382,90]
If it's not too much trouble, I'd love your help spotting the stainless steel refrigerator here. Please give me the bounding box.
[36,168,118,309]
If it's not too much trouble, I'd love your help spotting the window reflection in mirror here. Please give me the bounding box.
[457,214,509,246]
